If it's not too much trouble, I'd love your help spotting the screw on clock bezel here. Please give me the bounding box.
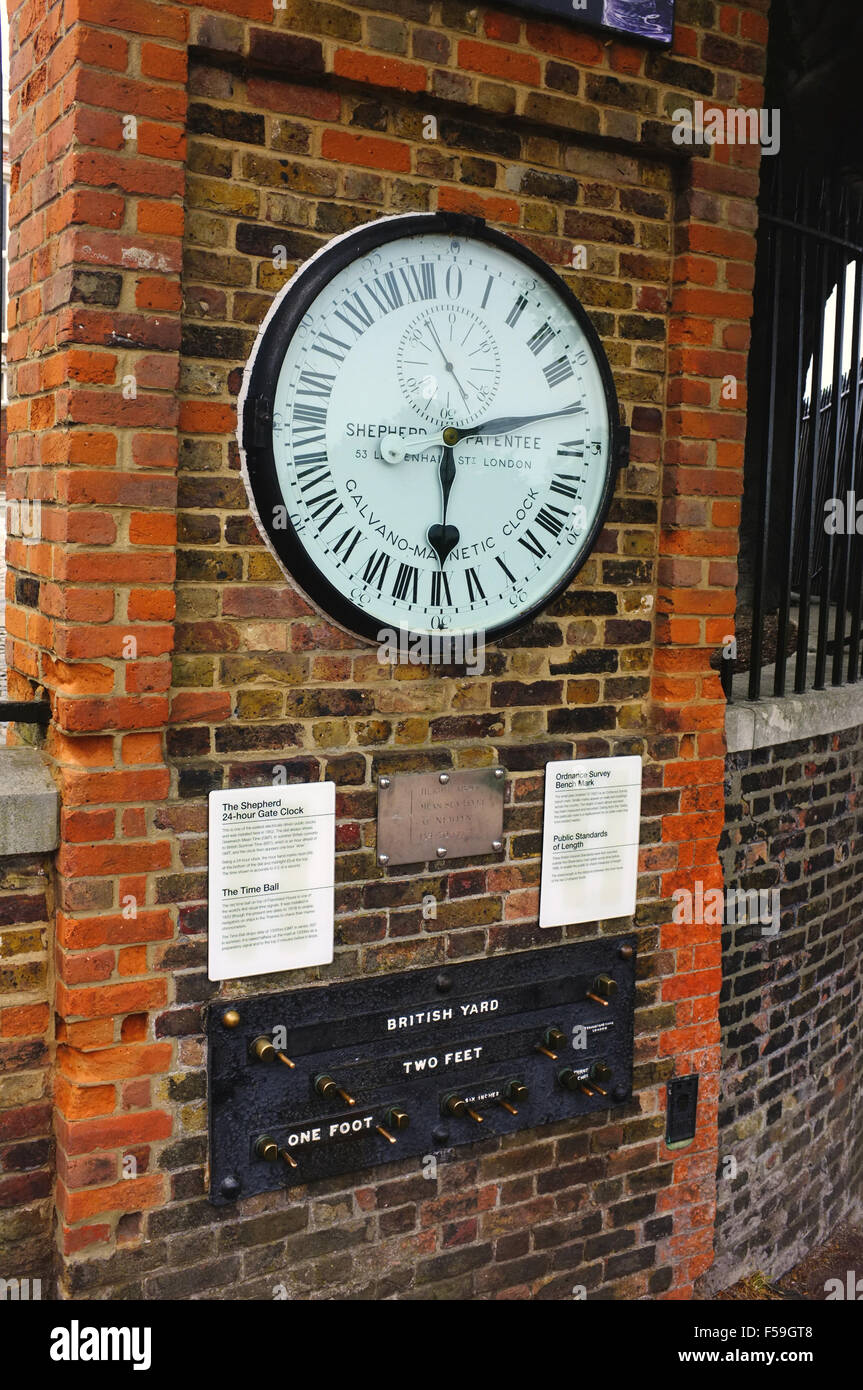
[238,211,628,647]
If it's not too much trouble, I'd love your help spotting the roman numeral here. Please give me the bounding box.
[362,549,390,591]
[364,271,404,315]
[465,567,485,602]
[291,403,327,446]
[312,331,351,365]
[292,402,327,429]
[299,468,332,494]
[495,556,516,583]
[313,497,344,530]
[430,570,452,607]
[297,370,335,399]
[518,528,548,560]
[550,472,581,499]
[398,263,436,302]
[333,292,375,338]
[294,451,328,481]
[535,504,568,539]
[543,356,573,388]
[305,486,338,517]
[392,561,419,603]
[481,275,494,310]
[506,294,528,327]
[556,439,584,458]
[527,322,555,356]
[332,526,362,563]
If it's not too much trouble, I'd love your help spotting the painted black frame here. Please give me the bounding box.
[239,211,629,647]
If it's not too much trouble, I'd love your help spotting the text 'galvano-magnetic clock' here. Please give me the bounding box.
[238,212,629,645]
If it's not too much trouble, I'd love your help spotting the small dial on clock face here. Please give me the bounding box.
[241,216,621,643]
[396,306,501,426]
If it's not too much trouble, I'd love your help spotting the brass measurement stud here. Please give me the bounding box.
[589,1062,611,1095]
[315,1074,356,1107]
[585,974,617,1007]
[535,1027,567,1060]
[250,1035,296,1068]
[443,1094,483,1123]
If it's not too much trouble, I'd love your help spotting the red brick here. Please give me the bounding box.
[0,1004,50,1037]
[61,1109,172,1154]
[140,41,187,83]
[321,130,411,173]
[57,1173,165,1223]
[56,978,167,1021]
[333,50,426,93]
[438,186,519,224]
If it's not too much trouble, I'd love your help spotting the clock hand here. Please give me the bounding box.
[425,319,470,409]
[380,402,585,463]
[426,444,460,569]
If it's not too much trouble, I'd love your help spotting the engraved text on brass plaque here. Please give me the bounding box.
[376,769,505,866]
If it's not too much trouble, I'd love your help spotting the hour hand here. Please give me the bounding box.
[427,445,459,568]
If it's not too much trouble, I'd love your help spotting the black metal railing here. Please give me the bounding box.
[731,160,863,702]
[0,701,51,726]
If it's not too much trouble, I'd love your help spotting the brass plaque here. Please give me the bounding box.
[376,768,505,867]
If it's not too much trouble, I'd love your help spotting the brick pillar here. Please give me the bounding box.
[5,0,187,1275]
[653,9,768,1297]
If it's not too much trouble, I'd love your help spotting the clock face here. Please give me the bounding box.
[239,213,625,644]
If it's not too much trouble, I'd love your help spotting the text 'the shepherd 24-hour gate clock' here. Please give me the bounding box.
[238,212,629,645]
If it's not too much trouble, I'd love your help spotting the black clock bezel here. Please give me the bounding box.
[239,211,628,647]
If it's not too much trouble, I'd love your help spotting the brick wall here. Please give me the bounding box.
[0,850,54,1289]
[3,0,769,1299]
[706,729,863,1292]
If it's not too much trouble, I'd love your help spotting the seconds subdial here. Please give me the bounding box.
[396,305,501,426]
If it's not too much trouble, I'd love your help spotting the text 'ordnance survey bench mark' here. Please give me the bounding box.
[539,757,642,928]
[208,783,335,981]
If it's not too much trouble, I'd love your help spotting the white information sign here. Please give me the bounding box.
[208,782,335,981]
[539,756,642,928]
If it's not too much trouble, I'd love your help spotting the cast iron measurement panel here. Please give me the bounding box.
[206,936,636,1203]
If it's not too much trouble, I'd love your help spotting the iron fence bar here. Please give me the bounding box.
[774,174,809,698]
[831,373,857,686]
[748,169,784,701]
[833,187,857,689]
[816,201,848,689]
[846,256,863,683]
[795,179,832,693]
[720,641,733,700]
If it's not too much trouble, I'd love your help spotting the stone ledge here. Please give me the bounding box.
[0,747,59,857]
[726,682,863,754]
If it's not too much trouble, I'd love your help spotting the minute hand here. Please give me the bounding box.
[382,403,585,462]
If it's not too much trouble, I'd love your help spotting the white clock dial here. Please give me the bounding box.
[240,215,624,644]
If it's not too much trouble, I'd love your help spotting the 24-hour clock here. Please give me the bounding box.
[238,212,628,645]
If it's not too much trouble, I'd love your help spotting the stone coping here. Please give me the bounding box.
[0,746,59,857]
[726,682,863,754]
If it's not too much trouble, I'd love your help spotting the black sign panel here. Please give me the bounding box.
[207,937,636,1203]
[524,0,675,46]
